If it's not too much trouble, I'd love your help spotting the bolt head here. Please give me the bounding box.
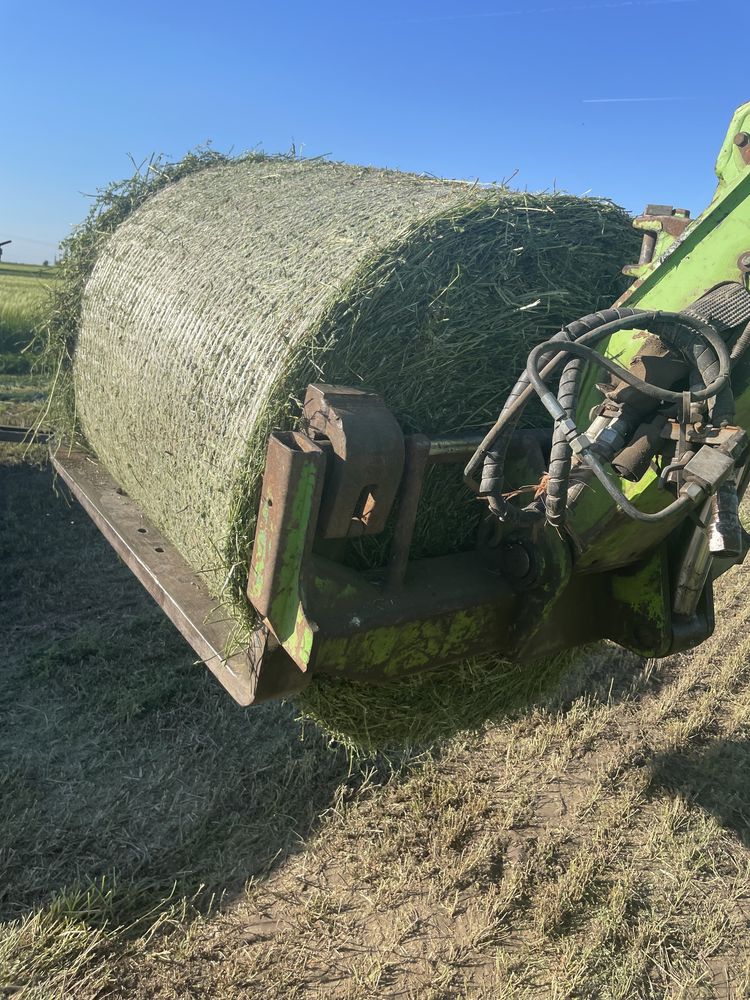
[498,542,532,582]
[683,482,705,504]
[738,252,750,272]
[734,132,750,148]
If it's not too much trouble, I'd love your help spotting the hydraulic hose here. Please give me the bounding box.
[525,312,731,410]
[476,306,733,527]
[730,319,750,362]
[468,308,640,488]
[524,311,731,524]
[579,448,695,524]
[545,353,584,527]
[544,310,741,523]
[473,308,641,524]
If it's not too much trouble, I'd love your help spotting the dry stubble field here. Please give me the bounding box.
[2,266,750,998]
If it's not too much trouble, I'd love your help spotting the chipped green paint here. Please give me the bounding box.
[247,494,272,605]
[313,575,358,601]
[568,448,666,535]
[320,606,495,677]
[611,550,666,626]
[622,209,691,281]
[289,602,315,665]
[252,457,319,667]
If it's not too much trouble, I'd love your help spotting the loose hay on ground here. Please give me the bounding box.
[297,652,578,754]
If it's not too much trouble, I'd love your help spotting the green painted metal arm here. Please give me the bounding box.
[567,101,750,573]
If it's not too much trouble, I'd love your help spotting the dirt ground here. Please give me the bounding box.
[3,449,750,998]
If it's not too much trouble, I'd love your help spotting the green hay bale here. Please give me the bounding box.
[51,154,638,750]
[37,148,259,436]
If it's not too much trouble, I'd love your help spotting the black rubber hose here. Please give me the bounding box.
[466,307,642,486]
[478,376,534,498]
[540,310,643,526]
[729,320,750,362]
[667,321,735,425]
[477,307,730,527]
[525,313,731,525]
[481,332,578,525]
[711,375,735,426]
[544,310,733,525]
[480,371,545,524]
[473,308,640,520]
[545,354,584,526]
[478,327,576,499]
[526,313,730,409]
[580,448,696,524]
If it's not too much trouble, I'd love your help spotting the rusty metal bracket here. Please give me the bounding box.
[303,383,405,538]
[386,434,431,591]
[660,420,748,461]
[623,205,692,278]
[247,430,326,670]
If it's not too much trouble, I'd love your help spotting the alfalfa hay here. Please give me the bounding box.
[50,154,638,748]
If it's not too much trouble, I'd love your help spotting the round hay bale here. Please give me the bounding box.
[68,156,637,747]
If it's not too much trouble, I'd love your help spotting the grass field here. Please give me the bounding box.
[0,261,57,375]
[2,280,750,997]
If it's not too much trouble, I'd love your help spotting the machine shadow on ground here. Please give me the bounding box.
[649,737,750,847]
[0,460,661,928]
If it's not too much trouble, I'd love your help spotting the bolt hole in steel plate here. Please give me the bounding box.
[137,527,147,534]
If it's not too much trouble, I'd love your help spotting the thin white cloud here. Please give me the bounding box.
[399,0,695,24]
[582,96,694,103]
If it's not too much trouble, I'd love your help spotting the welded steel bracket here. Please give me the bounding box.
[303,383,405,538]
[247,429,326,669]
[623,205,691,278]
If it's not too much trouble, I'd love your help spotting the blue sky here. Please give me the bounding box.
[2,0,746,264]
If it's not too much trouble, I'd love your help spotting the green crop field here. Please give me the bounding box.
[0,260,55,431]
[0,261,57,375]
